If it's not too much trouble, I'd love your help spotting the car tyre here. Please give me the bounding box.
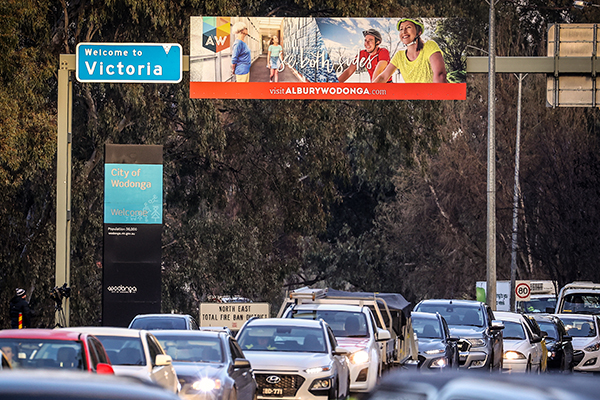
[526,358,532,373]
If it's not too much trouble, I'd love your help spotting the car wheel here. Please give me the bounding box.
[526,358,532,373]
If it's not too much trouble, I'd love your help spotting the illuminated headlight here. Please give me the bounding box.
[309,378,331,390]
[584,342,600,352]
[430,357,448,368]
[192,378,221,392]
[349,350,369,364]
[468,339,486,348]
[503,351,526,360]
[305,366,331,374]
[425,349,445,355]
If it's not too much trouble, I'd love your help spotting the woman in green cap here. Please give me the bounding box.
[373,18,447,83]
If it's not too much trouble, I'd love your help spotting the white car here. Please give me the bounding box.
[494,311,544,373]
[236,318,350,400]
[280,303,388,392]
[62,327,179,393]
[557,314,600,372]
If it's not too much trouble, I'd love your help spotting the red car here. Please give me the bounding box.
[0,329,114,373]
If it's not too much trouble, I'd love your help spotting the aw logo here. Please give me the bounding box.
[203,17,230,53]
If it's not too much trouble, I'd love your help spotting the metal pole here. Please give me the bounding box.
[486,0,497,310]
[510,73,526,312]
[56,55,73,327]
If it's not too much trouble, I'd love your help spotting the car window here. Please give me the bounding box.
[412,316,442,339]
[0,339,85,370]
[131,317,187,330]
[326,326,338,349]
[87,338,100,369]
[146,334,163,365]
[501,321,526,340]
[561,293,600,314]
[416,304,484,328]
[238,325,327,353]
[536,320,558,340]
[95,336,146,366]
[560,317,597,337]
[290,310,369,338]
[229,338,245,360]
[90,337,109,365]
[155,334,223,363]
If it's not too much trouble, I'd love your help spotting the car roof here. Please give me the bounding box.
[0,328,87,341]
[556,313,596,321]
[417,299,484,307]
[151,330,221,338]
[411,311,441,320]
[494,311,525,322]
[62,327,146,338]
[0,370,181,399]
[132,314,190,319]
[290,304,364,311]
[245,318,323,328]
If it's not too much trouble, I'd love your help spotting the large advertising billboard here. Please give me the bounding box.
[190,17,466,100]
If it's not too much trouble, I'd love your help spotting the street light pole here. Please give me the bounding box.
[486,0,497,310]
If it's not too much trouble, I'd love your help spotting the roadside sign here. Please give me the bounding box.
[200,302,270,331]
[515,281,531,301]
[76,43,182,83]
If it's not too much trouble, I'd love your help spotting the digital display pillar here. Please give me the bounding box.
[103,144,163,327]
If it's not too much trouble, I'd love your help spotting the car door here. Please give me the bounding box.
[146,333,177,392]
[522,319,543,369]
[229,337,255,400]
[327,326,349,397]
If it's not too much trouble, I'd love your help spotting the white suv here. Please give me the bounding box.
[280,303,388,393]
[236,318,350,400]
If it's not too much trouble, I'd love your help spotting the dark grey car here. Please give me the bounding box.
[531,314,574,372]
[153,330,257,400]
[414,299,504,370]
[412,312,459,370]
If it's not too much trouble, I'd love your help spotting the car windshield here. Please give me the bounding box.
[536,321,558,341]
[95,336,146,366]
[416,304,484,328]
[500,321,526,340]
[130,317,187,330]
[155,335,223,363]
[290,310,368,338]
[0,339,85,370]
[412,317,442,339]
[237,326,326,353]
[561,294,600,315]
[560,317,597,338]
[516,297,556,313]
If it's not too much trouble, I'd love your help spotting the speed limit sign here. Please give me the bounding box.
[515,281,531,301]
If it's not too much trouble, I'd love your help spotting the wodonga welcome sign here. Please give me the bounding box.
[190,16,466,100]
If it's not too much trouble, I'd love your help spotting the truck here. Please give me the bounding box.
[555,281,600,315]
[277,287,417,393]
[475,280,557,312]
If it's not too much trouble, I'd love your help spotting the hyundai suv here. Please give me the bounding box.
[414,299,504,370]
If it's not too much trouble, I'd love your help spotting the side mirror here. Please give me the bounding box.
[233,358,251,369]
[333,346,350,356]
[490,320,505,331]
[531,335,543,344]
[96,363,115,374]
[154,354,172,367]
[447,336,460,342]
[376,329,391,341]
[564,335,573,342]
[540,331,548,338]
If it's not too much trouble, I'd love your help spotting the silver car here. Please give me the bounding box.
[236,318,350,400]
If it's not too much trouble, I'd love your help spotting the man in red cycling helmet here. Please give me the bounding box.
[338,28,392,83]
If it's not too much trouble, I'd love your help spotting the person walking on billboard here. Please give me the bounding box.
[9,288,32,329]
[231,22,251,82]
[373,18,447,83]
[267,35,284,82]
[338,29,392,83]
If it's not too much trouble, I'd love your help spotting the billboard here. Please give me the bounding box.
[200,302,270,331]
[190,17,466,100]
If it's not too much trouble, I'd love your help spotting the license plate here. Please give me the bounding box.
[262,388,283,395]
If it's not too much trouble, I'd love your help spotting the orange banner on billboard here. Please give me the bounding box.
[190,16,467,100]
[190,82,466,100]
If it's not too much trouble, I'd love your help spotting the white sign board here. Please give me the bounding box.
[476,281,511,311]
[515,280,531,302]
[200,302,270,330]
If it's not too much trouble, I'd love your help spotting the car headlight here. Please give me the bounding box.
[349,349,370,364]
[430,357,448,368]
[309,378,331,390]
[305,366,331,374]
[584,342,600,352]
[425,349,445,355]
[192,378,222,392]
[467,339,486,348]
[503,351,526,360]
